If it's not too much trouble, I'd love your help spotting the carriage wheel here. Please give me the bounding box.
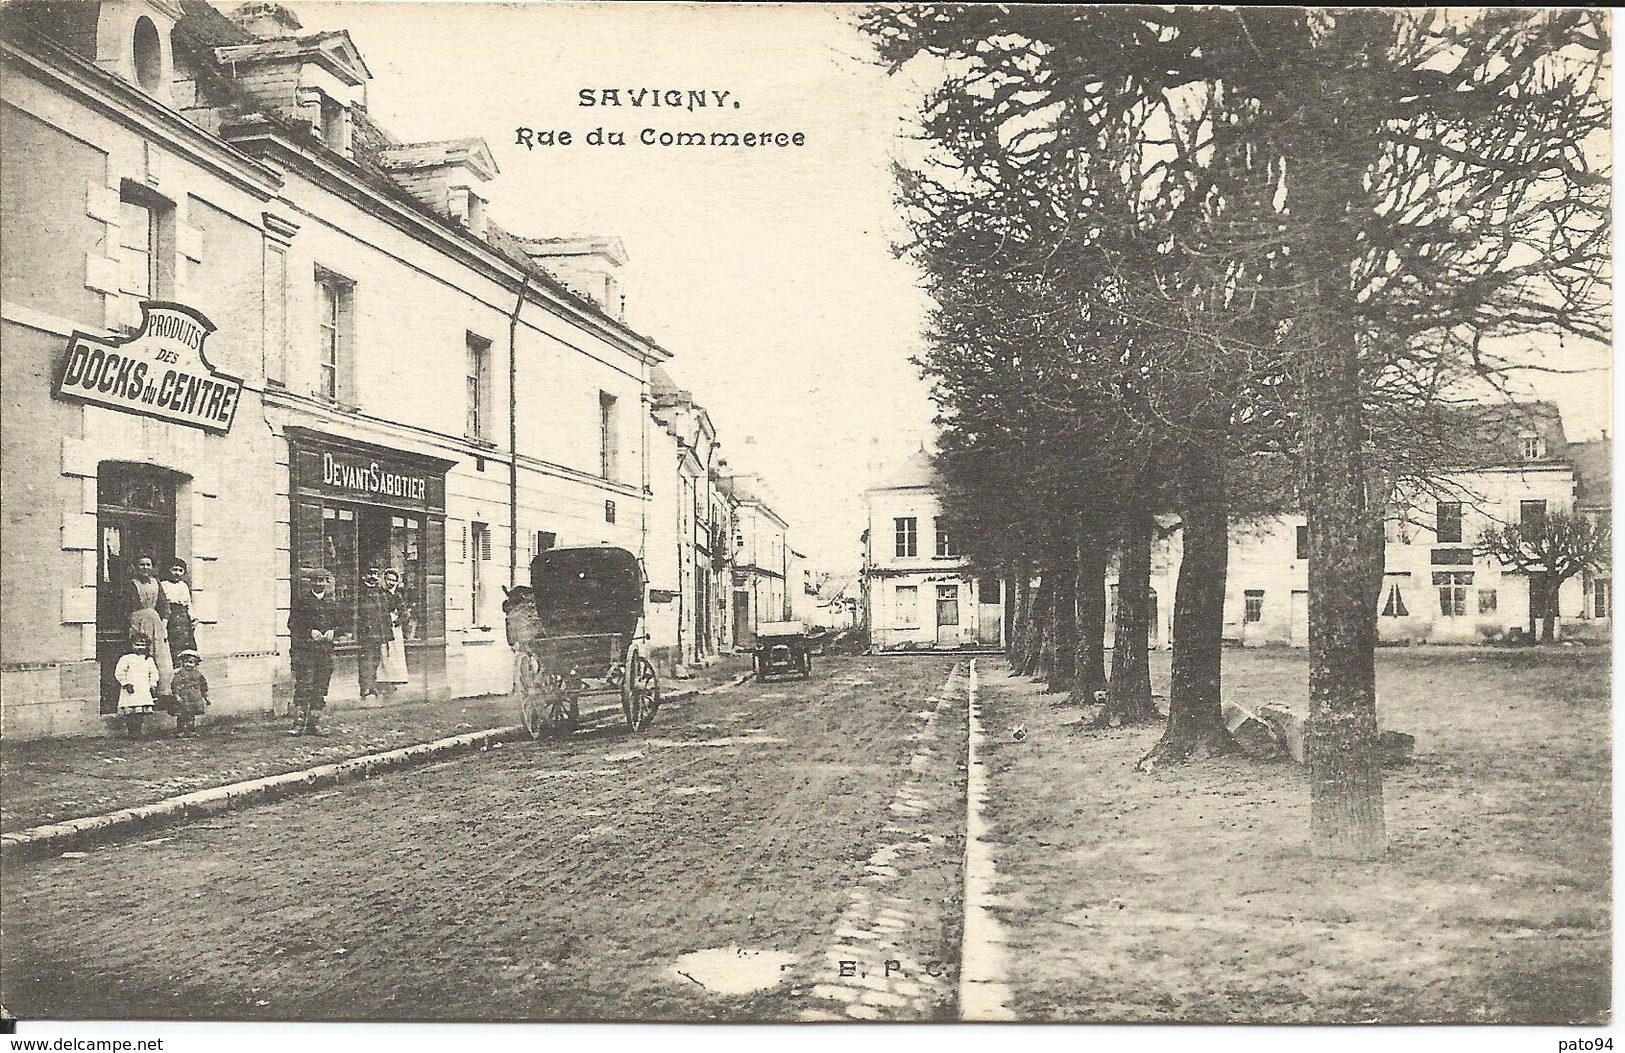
[620,646,661,731]
[539,672,579,731]
[517,653,546,740]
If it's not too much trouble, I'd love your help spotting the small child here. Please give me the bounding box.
[114,634,161,739]
[171,649,209,737]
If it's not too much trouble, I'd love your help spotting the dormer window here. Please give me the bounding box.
[318,94,348,153]
[1519,431,1545,461]
[132,16,163,93]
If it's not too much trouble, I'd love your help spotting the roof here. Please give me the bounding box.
[868,448,939,492]
[1446,400,1569,468]
[377,138,498,181]
[1570,438,1612,509]
[515,235,629,267]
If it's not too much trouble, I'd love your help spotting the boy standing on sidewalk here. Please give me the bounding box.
[288,568,340,736]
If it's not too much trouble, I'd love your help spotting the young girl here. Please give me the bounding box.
[170,649,210,737]
[114,634,161,739]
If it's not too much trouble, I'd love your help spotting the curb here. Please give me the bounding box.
[0,677,743,863]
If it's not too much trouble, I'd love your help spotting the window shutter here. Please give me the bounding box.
[424,516,446,641]
[478,526,492,562]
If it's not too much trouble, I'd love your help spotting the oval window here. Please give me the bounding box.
[133,16,162,93]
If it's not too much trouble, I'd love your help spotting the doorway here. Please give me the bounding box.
[936,584,960,645]
[97,463,180,713]
[733,589,750,645]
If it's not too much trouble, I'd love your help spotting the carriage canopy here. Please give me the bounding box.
[529,545,645,638]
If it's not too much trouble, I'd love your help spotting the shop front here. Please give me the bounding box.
[285,428,454,704]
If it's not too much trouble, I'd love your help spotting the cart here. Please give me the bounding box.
[752,620,813,681]
[507,546,660,738]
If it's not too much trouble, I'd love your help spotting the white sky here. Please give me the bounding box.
[284,2,1613,573]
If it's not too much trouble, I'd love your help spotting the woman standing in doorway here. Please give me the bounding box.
[125,556,173,701]
[375,567,411,691]
[161,558,198,655]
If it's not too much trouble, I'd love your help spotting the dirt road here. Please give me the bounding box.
[1,655,967,1022]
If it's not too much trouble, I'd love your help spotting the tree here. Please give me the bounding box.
[1478,510,1611,643]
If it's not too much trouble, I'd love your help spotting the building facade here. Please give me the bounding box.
[861,450,1004,651]
[1,0,689,738]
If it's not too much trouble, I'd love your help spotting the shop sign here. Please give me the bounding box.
[319,450,430,502]
[53,302,241,434]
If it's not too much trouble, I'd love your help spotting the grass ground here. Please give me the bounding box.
[976,645,1611,1023]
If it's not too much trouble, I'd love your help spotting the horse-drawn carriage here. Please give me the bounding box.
[505,545,660,738]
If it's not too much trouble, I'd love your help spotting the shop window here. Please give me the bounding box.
[315,269,354,402]
[1435,501,1463,544]
[1381,583,1409,618]
[119,183,174,301]
[466,333,492,440]
[1295,524,1309,560]
[1478,588,1498,614]
[599,391,619,480]
[895,517,918,558]
[320,507,359,645]
[894,584,919,627]
[1434,571,1473,617]
[1244,589,1264,623]
[296,502,429,646]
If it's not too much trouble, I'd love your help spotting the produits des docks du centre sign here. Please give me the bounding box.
[53,302,243,434]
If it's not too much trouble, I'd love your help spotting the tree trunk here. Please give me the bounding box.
[1046,556,1078,694]
[1094,506,1159,728]
[1008,562,1031,662]
[1138,447,1236,769]
[1540,572,1558,643]
[1526,573,1540,643]
[1070,525,1109,705]
[1024,573,1053,679]
[1290,18,1388,861]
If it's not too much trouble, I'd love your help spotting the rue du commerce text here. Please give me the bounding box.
[516,86,807,150]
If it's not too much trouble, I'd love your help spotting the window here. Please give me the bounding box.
[934,517,959,557]
[315,270,353,402]
[470,521,490,625]
[1519,500,1548,537]
[465,334,492,440]
[533,530,556,556]
[1435,501,1463,544]
[599,391,619,479]
[977,576,1002,604]
[604,499,616,524]
[1434,571,1473,617]
[1295,525,1309,560]
[132,16,162,93]
[1592,578,1612,619]
[894,584,919,627]
[1243,589,1264,623]
[119,184,174,301]
[1431,548,1475,566]
[1381,583,1409,618]
[895,517,918,558]
[1520,431,1546,461]
[1478,588,1498,614]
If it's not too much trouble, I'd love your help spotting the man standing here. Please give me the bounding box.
[355,564,391,699]
[288,567,340,736]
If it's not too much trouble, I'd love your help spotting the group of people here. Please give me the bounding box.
[113,556,415,740]
[287,562,412,737]
[113,557,208,738]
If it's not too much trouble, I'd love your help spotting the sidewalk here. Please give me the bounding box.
[1,654,750,836]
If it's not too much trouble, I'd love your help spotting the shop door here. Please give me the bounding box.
[936,585,960,645]
[97,465,178,712]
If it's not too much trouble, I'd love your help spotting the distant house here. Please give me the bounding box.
[862,450,1004,651]
[1221,402,1610,645]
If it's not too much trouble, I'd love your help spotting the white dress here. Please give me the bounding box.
[376,597,410,685]
[114,653,161,713]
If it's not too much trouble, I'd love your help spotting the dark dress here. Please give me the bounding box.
[288,589,342,705]
[171,668,209,717]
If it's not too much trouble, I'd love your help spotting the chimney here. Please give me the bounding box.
[229,2,303,39]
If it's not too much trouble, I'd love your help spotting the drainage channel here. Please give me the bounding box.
[959,658,1017,1020]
